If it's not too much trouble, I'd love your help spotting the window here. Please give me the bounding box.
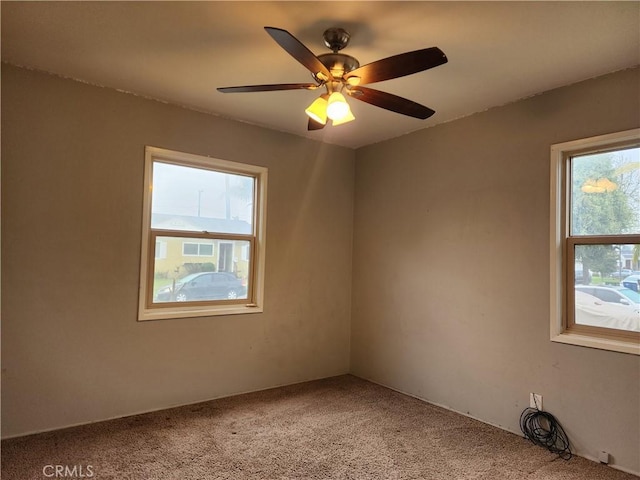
[138,147,267,321]
[155,240,167,259]
[550,129,639,354]
[182,242,214,257]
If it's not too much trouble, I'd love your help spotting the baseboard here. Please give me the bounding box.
[350,374,640,478]
[1,372,350,441]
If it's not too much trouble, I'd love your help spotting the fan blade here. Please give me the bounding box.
[350,86,435,119]
[307,118,326,131]
[345,47,447,85]
[217,83,318,93]
[264,27,333,81]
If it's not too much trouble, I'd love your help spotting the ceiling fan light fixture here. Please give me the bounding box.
[219,27,448,129]
[305,95,329,124]
[346,76,361,86]
[326,91,351,121]
[332,109,355,126]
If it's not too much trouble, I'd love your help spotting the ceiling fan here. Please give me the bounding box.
[217,27,448,130]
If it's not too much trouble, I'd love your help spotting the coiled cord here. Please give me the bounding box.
[519,407,572,460]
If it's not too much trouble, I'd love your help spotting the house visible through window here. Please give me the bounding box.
[138,147,267,321]
[550,129,640,354]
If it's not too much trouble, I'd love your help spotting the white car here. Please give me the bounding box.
[575,285,640,307]
[574,291,639,332]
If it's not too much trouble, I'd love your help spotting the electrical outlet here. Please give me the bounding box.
[529,393,543,410]
[598,451,610,464]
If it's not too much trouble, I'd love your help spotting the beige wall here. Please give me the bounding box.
[351,67,640,474]
[3,63,640,474]
[1,65,354,436]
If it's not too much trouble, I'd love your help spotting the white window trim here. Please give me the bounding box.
[138,146,267,321]
[550,128,640,355]
[155,240,167,259]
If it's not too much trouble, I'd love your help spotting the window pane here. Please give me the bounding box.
[573,244,640,332]
[570,147,640,236]
[153,236,251,303]
[183,243,198,256]
[151,162,254,234]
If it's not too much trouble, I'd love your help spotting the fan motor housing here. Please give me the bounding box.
[317,53,360,79]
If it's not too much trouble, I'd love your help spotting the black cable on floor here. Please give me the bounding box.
[519,406,572,460]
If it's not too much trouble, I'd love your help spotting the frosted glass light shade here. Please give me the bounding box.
[326,92,351,121]
[332,110,355,126]
[305,96,328,125]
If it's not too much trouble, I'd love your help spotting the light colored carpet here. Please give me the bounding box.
[2,375,637,479]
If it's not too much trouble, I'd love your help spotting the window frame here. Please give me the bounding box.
[138,146,267,321]
[550,129,640,355]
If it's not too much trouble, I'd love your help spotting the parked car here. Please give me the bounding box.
[155,272,247,302]
[574,270,586,284]
[575,285,640,309]
[574,291,639,332]
[574,269,595,284]
[621,274,640,292]
[610,269,633,279]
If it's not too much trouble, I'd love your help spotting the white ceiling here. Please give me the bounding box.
[2,2,639,149]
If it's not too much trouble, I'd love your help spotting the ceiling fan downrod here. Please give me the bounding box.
[315,28,360,84]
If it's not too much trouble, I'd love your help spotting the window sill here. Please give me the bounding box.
[138,303,263,321]
[551,331,639,355]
